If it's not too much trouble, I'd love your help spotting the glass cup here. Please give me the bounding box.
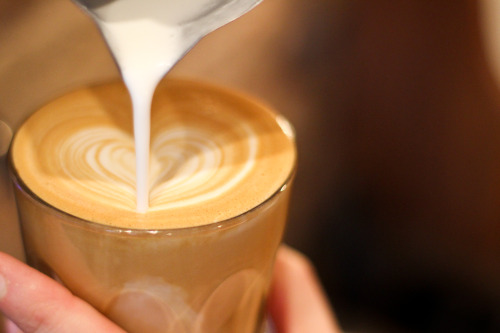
[8,90,295,332]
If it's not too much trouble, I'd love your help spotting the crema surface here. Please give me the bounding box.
[11,79,296,229]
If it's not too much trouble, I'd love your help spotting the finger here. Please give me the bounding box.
[268,246,342,333]
[0,252,124,333]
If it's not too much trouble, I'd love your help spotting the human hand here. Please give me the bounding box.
[0,251,124,333]
[0,247,341,333]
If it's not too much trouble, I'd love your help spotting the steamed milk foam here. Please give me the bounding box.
[11,79,295,228]
[74,0,262,212]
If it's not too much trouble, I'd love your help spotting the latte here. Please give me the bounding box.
[10,79,296,333]
[11,78,295,229]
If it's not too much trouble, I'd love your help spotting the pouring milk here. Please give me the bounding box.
[72,0,262,212]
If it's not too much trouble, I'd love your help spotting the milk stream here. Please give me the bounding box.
[73,0,262,212]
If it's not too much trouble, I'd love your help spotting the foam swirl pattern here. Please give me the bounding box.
[11,79,296,229]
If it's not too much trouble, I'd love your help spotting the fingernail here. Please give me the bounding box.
[0,274,7,299]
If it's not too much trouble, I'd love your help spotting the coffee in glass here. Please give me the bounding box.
[9,78,296,333]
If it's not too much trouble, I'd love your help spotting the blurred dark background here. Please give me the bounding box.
[2,0,500,332]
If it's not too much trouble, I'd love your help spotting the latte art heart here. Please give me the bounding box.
[56,124,257,211]
[11,79,296,229]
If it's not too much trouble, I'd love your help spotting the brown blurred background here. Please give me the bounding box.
[2,0,500,332]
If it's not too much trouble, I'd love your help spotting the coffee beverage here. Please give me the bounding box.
[11,78,295,228]
[10,79,296,333]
